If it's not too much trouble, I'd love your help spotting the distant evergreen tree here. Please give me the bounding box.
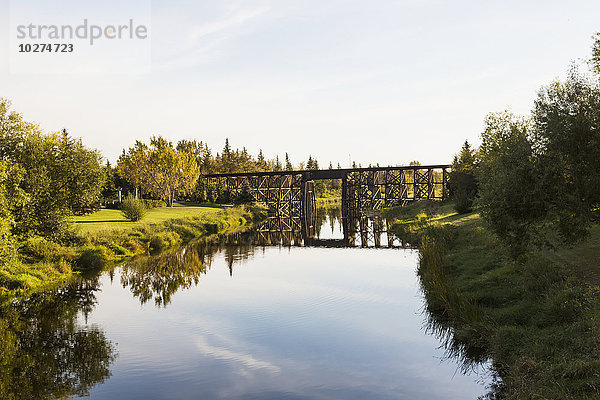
[223,138,231,157]
[285,153,293,171]
[274,155,282,171]
[306,156,319,170]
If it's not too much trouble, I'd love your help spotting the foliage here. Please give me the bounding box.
[532,66,600,240]
[120,195,147,222]
[0,99,105,240]
[591,32,600,75]
[148,231,181,252]
[0,161,26,264]
[117,136,200,206]
[75,247,108,270]
[141,199,166,209]
[234,184,254,204]
[448,141,478,214]
[476,111,547,255]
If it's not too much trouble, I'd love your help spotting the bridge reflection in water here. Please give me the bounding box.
[205,165,450,248]
[232,206,407,248]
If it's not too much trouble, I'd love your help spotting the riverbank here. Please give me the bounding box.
[1,204,267,296]
[383,201,600,399]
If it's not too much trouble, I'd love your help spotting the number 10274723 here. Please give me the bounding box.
[18,43,74,53]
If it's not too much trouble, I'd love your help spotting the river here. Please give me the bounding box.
[0,207,489,399]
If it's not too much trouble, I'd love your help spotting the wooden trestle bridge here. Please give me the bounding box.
[204,165,450,247]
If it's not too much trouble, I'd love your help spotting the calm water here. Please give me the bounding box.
[1,211,488,399]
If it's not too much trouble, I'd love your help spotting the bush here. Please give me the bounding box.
[149,231,181,252]
[76,246,108,270]
[20,236,77,261]
[122,239,145,254]
[121,195,147,222]
[20,236,61,260]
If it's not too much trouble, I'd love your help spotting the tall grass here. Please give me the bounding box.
[387,201,600,399]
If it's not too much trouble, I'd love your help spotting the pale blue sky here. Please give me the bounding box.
[1,0,599,166]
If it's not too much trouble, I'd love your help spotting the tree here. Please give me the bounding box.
[448,141,478,214]
[0,99,105,239]
[532,66,600,239]
[591,32,600,75]
[274,155,282,171]
[101,162,118,203]
[57,130,106,215]
[285,153,293,171]
[306,155,319,170]
[117,136,200,207]
[476,111,547,254]
[0,161,26,262]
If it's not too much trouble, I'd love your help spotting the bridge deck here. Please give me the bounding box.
[204,164,450,180]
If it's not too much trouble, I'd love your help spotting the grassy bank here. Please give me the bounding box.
[1,204,267,296]
[383,201,600,399]
[71,202,226,234]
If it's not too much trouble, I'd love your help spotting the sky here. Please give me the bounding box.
[1,0,599,167]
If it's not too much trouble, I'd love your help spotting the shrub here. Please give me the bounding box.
[20,236,61,260]
[20,236,77,261]
[122,239,145,254]
[75,246,108,270]
[106,243,132,257]
[121,195,147,222]
[149,231,180,252]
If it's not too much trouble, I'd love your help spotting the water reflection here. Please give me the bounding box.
[117,207,414,310]
[0,207,490,399]
[254,205,406,248]
[0,279,116,400]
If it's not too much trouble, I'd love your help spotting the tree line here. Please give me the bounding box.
[0,98,347,259]
[449,33,600,255]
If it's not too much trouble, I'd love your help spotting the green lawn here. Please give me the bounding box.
[71,203,227,234]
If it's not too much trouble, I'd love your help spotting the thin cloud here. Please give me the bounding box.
[195,335,281,374]
[154,5,271,71]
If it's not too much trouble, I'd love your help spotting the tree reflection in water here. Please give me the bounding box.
[120,237,256,307]
[119,205,378,309]
[0,278,116,400]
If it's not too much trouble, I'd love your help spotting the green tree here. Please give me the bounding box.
[118,136,200,207]
[0,100,104,239]
[448,140,478,214]
[273,155,282,171]
[532,66,600,239]
[476,111,547,254]
[591,32,600,74]
[285,153,293,171]
[0,161,26,263]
